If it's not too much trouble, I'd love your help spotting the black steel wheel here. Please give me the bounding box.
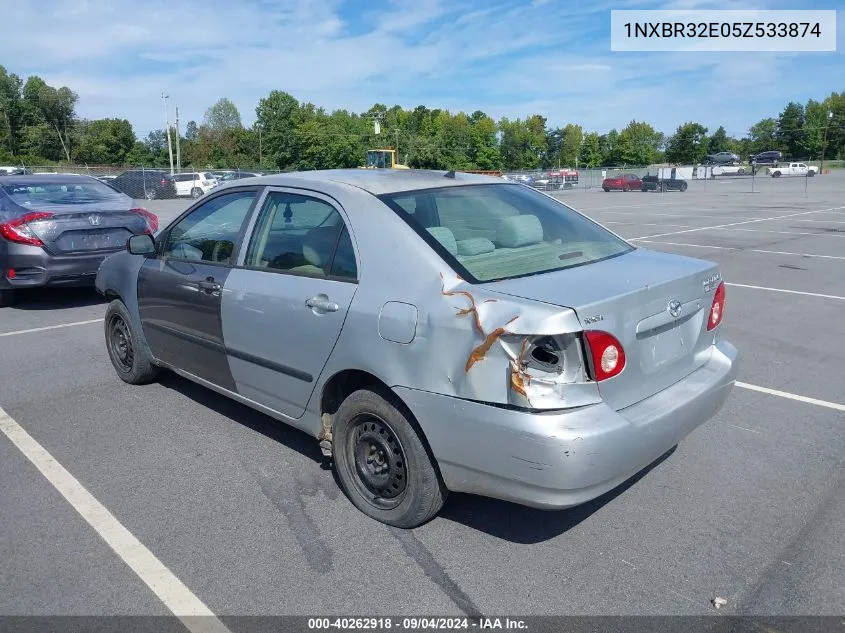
[104,299,160,385]
[348,414,408,510]
[332,388,447,528]
[108,313,134,374]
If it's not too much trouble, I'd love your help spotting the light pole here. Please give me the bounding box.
[162,93,174,174]
[820,110,834,176]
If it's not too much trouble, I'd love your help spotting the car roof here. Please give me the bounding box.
[236,168,508,195]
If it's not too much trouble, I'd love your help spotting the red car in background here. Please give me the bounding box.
[602,173,641,191]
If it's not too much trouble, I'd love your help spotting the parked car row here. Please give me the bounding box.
[602,173,688,192]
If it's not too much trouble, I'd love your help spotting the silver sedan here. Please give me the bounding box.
[96,169,739,528]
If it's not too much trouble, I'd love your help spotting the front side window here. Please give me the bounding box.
[244,191,356,279]
[381,183,633,282]
[162,190,256,264]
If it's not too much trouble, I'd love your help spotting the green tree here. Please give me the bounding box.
[74,118,135,164]
[776,102,806,158]
[579,132,602,167]
[20,76,77,162]
[560,124,583,167]
[708,126,730,154]
[618,120,663,165]
[749,117,777,155]
[499,115,547,170]
[0,65,24,156]
[255,90,306,169]
[665,122,708,164]
[203,98,242,132]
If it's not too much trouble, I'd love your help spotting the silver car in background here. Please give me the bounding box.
[96,169,738,528]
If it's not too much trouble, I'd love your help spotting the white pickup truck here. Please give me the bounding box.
[767,162,818,177]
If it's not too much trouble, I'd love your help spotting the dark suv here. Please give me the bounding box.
[750,150,782,166]
[109,169,177,200]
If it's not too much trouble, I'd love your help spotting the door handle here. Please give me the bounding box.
[305,296,339,312]
[198,278,221,294]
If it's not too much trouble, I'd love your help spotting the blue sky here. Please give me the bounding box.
[1,0,842,139]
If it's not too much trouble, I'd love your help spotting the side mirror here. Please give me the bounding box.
[127,233,156,255]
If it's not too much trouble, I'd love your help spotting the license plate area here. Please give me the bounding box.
[54,229,131,252]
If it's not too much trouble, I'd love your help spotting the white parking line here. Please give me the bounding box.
[629,205,845,241]
[726,283,845,301]
[735,383,845,412]
[604,222,699,228]
[792,219,845,225]
[0,319,103,338]
[721,227,845,237]
[0,407,232,633]
[639,240,845,261]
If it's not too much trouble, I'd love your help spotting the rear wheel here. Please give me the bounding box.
[332,388,447,528]
[0,289,16,307]
[679,181,688,191]
[144,188,157,200]
[104,299,159,385]
[772,171,781,178]
[602,186,610,192]
[190,187,203,198]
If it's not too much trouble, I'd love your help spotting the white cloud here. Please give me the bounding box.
[0,0,841,139]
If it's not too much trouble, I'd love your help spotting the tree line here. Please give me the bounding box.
[1,64,844,171]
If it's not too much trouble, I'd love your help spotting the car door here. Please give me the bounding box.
[220,189,359,419]
[138,187,261,389]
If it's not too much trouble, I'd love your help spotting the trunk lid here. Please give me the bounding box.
[24,203,149,254]
[479,248,721,410]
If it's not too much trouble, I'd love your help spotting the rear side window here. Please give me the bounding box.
[244,191,356,280]
[381,184,633,282]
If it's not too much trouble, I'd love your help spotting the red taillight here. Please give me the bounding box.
[0,212,54,247]
[584,330,626,381]
[130,207,159,233]
[160,179,169,185]
[707,281,726,331]
[7,268,15,279]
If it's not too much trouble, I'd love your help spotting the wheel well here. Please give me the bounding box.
[321,369,389,417]
[104,289,120,300]
[318,370,441,475]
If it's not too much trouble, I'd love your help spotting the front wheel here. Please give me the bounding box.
[191,187,203,198]
[808,171,815,177]
[679,181,688,191]
[772,171,781,178]
[144,188,157,200]
[105,300,160,385]
[332,388,447,528]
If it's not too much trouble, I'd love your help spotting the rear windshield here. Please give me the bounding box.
[380,183,634,282]
[1,179,125,205]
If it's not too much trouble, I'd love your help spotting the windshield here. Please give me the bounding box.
[2,179,125,205]
[380,183,634,282]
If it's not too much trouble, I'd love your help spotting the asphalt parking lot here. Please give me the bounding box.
[1,173,843,622]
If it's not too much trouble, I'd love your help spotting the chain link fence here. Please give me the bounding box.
[4,160,844,201]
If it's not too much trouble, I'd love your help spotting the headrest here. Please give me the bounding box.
[426,227,458,256]
[457,237,495,256]
[497,214,543,248]
[302,226,339,267]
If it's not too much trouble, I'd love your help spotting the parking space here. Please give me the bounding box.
[1,176,844,621]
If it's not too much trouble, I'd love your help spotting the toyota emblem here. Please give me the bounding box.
[668,299,682,318]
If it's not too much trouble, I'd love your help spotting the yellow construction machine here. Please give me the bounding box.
[362,149,409,170]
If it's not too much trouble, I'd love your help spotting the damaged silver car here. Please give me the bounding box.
[96,169,739,528]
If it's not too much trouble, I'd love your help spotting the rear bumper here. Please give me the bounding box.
[395,339,739,510]
[0,240,121,289]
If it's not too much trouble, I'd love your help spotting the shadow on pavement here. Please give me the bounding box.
[8,286,106,310]
[158,370,676,542]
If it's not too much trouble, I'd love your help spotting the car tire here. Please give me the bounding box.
[772,171,781,178]
[191,187,203,198]
[602,187,610,192]
[679,181,688,191]
[332,387,448,528]
[0,289,16,308]
[808,171,815,177]
[144,189,157,200]
[104,299,160,385]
